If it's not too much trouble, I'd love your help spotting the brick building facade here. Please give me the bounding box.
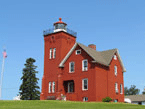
[40,18,126,102]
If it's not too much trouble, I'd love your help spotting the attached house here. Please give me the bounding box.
[40,18,126,102]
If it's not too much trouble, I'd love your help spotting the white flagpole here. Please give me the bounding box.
[0,56,5,100]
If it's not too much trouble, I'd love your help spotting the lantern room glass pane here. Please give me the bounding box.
[55,24,66,30]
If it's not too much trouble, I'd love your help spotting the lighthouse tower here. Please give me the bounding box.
[40,18,77,100]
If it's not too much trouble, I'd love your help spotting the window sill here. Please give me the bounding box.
[48,92,55,93]
[82,70,88,72]
[69,72,74,73]
[82,89,88,91]
[67,92,74,94]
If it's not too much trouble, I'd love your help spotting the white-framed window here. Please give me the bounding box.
[52,81,55,93]
[76,50,81,55]
[82,59,88,71]
[114,65,117,76]
[69,62,75,73]
[115,83,118,93]
[82,78,88,90]
[49,48,53,59]
[120,84,123,94]
[53,48,56,59]
[49,82,52,93]
[114,55,117,60]
[83,97,88,102]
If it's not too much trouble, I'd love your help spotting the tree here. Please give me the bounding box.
[124,85,140,96]
[19,58,40,100]
[142,88,145,95]
[124,87,129,96]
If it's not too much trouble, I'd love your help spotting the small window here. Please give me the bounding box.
[114,65,117,76]
[115,83,118,93]
[52,82,55,93]
[82,78,88,90]
[120,84,123,94]
[49,48,53,59]
[69,62,75,73]
[83,97,88,102]
[53,48,56,59]
[114,55,117,60]
[49,82,52,93]
[82,59,88,71]
[76,50,81,55]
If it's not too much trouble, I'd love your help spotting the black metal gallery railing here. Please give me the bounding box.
[43,28,77,37]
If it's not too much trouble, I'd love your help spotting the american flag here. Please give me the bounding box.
[2,50,7,58]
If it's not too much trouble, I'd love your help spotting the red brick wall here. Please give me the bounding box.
[95,64,108,101]
[62,45,96,101]
[107,53,124,102]
[40,32,76,100]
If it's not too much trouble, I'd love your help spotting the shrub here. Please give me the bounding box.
[102,97,112,102]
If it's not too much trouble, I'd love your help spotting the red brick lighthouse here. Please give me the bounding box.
[40,18,126,102]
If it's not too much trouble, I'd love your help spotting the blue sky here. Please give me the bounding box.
[0,0,145,100]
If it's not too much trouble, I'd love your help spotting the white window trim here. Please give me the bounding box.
[82,78,88,91]
[49,82,52,93]
[69,62,75,73]
[114,65,117,76]
[53,48,56,59]
[82,59,88,71]
[49,48,52,59]
[52,81,55,93]
[115,83,118,93]
[76,49,81,55]
[120,84,123,94]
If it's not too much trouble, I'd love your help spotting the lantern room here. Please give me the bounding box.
[53,18,67,32]
[43,18,77,37]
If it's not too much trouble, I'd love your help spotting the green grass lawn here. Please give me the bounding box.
[0,100,144,109]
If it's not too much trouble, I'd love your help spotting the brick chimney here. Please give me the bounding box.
[88,44,96,50]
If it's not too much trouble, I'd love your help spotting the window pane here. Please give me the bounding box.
[114,66,117,76]
[49,82,51,93]
[52,82,55,93]
[76,50,81,55]
[115,83,118,93]
[53,48,56,59]
[120,84,122,94]
[84,80,87,85]
[84,85,87,89]
[70,62,74,72]
[83,97,88,101]
[50,48,52,59]
[83,79,88,90]
[83,60,88,71]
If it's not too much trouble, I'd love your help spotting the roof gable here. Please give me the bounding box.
[59,42,126,72]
